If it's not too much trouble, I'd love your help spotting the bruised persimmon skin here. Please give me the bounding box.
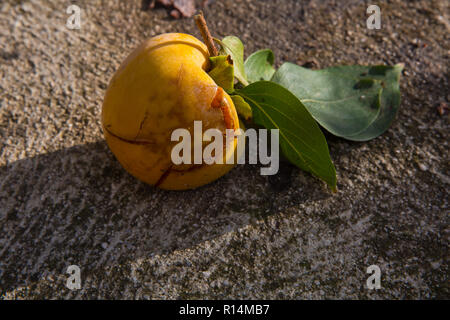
[102,33,240,190]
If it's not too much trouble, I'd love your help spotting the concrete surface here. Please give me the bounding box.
[0,0,448,299]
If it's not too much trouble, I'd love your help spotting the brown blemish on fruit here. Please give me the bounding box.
[226,55,233,65]
[211,86,224,109]
[211,87,235,130]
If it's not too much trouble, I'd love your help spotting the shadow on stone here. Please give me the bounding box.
[0,140,330,293]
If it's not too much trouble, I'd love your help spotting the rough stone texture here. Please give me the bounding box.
[0,0,448,299]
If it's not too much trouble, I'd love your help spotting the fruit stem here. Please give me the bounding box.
[194,11,218,57]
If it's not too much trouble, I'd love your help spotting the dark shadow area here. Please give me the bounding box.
[0,140,331,293]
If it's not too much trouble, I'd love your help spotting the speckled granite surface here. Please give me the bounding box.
[0,0,448,299]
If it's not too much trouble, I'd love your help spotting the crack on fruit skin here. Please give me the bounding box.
[149,41,209,63]
[103,126,155,145]
[155,164,207,188]
[154,165,173,187]
[172,163,205,172]
[105,123,213,187]
[135,110,149,141]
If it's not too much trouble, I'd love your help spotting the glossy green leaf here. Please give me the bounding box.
[271,63,403,141]
[214,36,248,86]
[237,81,337,191]
[231,95,252,120]
[244,49,276,83]
[208,55,234,93]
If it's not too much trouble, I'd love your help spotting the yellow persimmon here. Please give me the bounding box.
[102,33,240,190]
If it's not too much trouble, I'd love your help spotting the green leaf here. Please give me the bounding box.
[231,95,252,120]
[272,63,382,139]
[271,63,403,141]
[214,36,248,86]
[208,55,234,93]
[244,49,276,83]
[345,64,403,141]
[237,81,337,191]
